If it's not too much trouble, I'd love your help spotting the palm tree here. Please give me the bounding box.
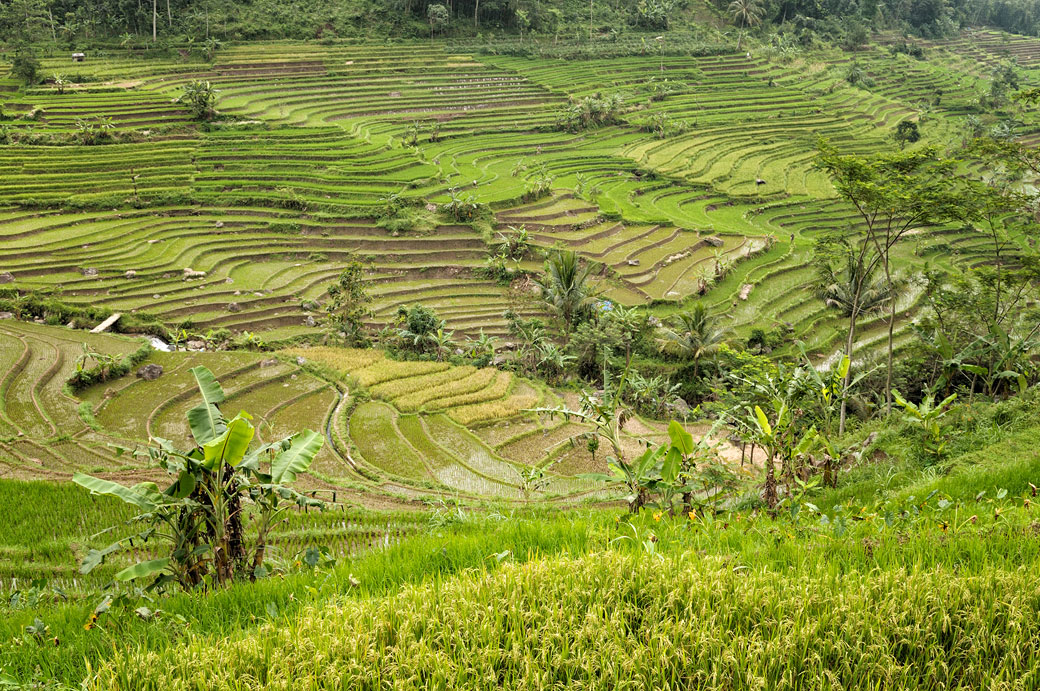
[661,303,731,380]
[728,0,763,49]
[537,250,595,336]
[816,252,893,319]
[729,0,763,28]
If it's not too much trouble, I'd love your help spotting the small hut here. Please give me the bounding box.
[71,52,85,62]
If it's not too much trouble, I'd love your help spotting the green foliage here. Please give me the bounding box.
[66,342,153,392]
[892,389,957,464]
[323,262,371,347]
[175,80,218,120]
[72,366,323,590]
[537,249,595,334]
[555,93,625,132]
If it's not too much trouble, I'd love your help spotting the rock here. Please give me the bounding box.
[124,270,137,279]
[227,302,241,313]
[186,340,206,351]
[627,259,640,266]
[704,235,724,248]
[225,278,234,284]
[260,358,279,368]
[0,272,14,284]
[0,312,12,320]
[136,364,164,381]
[670,397,692,417]
[425,202,438,212]
[81,267,98,277]
[66,321,76,328]
[152,294,161,299]
[215,221,224,228]
[304,315,317,327]
[182,268,206,280]
[739,284,753,300]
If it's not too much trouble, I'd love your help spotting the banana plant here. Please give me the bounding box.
[797,343,871,486]
[959,323,1033,400]
[73,366,323,589]
[892,389,957,464]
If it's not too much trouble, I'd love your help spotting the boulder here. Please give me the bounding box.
[136,364,164,381]
[186,340,206,351]
[227,302,241,313]
[0,272,14,284]
[704,235,724,248]
[0,312,14,320]
[739,284,753,300]
[81,267,98,277]
[260,358,279,368]
[295,356,306,366]
[124,270,137,279]
[669,397,692,417]
[182,268,206,280]
[304,315,317,327]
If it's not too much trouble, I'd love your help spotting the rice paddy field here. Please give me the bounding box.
[1,415,1038,689]
[0,30,1036,348]
[1,27,1039,689]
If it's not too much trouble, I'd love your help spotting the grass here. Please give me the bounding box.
[2,420,1039,688]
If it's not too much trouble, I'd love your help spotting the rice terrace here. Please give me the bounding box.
[1,0,1040,687]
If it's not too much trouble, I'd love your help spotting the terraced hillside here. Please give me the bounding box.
[3,322,732,509]
[2,33,1035,358]
[1,35,1034,349]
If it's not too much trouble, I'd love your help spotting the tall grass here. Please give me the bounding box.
[94,549,1040,690]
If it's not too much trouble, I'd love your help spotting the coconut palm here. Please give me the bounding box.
[661,303,731,380]
[816,252,893,319]
[538,249,595,335]
[728,0,763,28]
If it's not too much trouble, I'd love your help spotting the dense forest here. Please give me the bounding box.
[1,0,1039,46]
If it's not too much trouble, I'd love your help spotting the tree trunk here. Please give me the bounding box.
[763,452,777,509]
[883,256,895,415]
[152,0,157,42]
[474,0,479,28]
[250,542,266,581]
[839,309,857,435]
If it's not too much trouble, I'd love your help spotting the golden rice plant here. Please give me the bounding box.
[280,346,383,376]
[393,368,498,412]
[370,365,477,402]
[354,360,450,388]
